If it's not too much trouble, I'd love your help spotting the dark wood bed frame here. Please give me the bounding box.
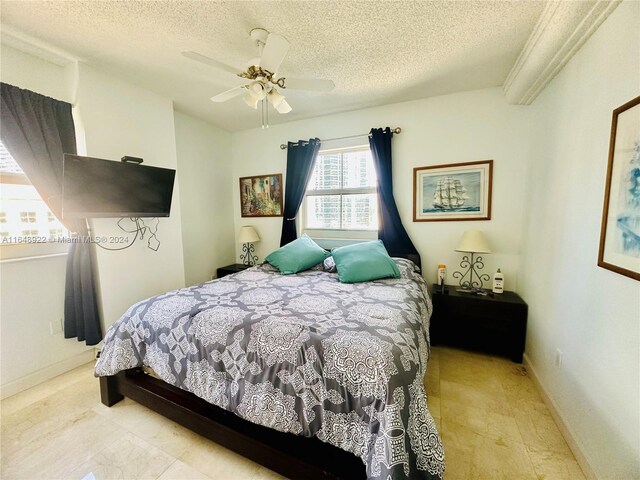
[99,253,421,479]
[100,369,366,479]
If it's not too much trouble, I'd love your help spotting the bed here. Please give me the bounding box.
[96,254,445,480]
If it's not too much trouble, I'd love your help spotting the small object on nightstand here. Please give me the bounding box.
[437,264,447,294]
[492,268,504,293]
[216,263,251,279]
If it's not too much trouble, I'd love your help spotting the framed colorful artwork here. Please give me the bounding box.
[413,160,493,222]
[598,95,640,280]
[239,174,283,217]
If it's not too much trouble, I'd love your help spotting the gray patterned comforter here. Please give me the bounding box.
[95,258,445,479]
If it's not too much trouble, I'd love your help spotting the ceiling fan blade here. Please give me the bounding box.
[182,51,240,76]
[210,86,245,102]
[283,77,335,92]
[259,34,290,75]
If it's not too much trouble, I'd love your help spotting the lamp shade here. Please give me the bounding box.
[238,226,260,244]
[455,230,491,253]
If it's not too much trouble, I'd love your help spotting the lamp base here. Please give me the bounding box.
[452,252,490,290]
[240,242,258,266]
[455,287,476,293]
[456,287,488,296]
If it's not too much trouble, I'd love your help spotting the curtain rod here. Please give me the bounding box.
[279,127,401,150]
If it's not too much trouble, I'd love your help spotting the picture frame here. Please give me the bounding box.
[413,160,493,222]
[597,96,640,280]
[239,173,284,218]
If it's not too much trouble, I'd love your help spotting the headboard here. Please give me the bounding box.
[310,236,422,272]
[393,252,422,272]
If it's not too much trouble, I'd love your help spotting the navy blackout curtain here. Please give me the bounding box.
[279,138,321,246]
[1,83,102,345]
[369,127,421,265]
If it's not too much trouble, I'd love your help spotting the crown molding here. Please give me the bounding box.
[1,24,80,66]
[503,0,621,105]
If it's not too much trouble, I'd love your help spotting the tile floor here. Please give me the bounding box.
[426,347,585,480]
[1,347,585,480]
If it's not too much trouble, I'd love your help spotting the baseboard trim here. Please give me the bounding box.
[0,349,96,400]
[523,353,597,480]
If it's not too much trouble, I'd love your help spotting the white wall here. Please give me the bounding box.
[74,64,186,332]
[521,1,640,478]
[0,256,96,396]
[232,88,532,287]
[0,44,93,397]
[0,44,73,103]
[174,111,235,285]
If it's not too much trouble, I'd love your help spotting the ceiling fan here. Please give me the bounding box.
[183,28,335,125]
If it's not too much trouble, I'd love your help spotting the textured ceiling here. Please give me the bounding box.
[0,1,545,131]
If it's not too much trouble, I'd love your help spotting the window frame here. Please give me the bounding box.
[301,145,378,240]
[0,143,69,259]
[0,172,30,185]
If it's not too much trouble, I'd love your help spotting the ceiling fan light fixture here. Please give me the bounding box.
[243,92,260,109]
[184,27,335,121]
[267,88,285,108]
[274,98,292,114]
[248,81,266,100]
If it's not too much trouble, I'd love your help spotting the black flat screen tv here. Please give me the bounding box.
[62,154,176,219]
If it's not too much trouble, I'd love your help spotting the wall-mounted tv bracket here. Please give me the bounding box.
[121,156,143,164]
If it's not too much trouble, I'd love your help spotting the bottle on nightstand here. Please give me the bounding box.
[492,268,504,293]
[437,264,446,293]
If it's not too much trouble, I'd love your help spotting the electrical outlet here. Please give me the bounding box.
[555,349,563,368]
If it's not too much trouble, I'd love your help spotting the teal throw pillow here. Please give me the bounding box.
[265,234,329,274]
[331,240,401,283]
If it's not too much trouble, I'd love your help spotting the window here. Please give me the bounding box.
[0,142,67,244]
[304,146,378,232]
[20,211,37,223]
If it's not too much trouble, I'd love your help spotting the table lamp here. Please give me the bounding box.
[238,226,260,266]
[452,230,491,291]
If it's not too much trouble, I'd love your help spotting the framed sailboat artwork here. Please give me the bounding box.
[413,160,493,222]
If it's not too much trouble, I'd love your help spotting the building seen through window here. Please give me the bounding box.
[0,142,67,243]
[304,147,378,231]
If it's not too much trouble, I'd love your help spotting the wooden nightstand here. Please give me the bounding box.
[430,284,528,363]
[216,263,251,279]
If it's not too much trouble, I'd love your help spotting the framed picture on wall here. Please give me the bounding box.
[413,160,493,222]
[239,173,284,217]
[598,95,640,280]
